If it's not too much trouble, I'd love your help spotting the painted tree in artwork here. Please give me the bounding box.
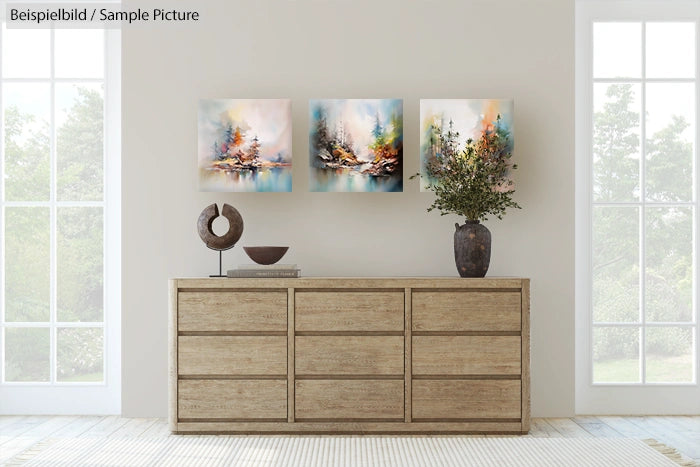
[389,112,403,149]
[422,121,441,171]
[211,141,223,160]
[222,123,234,147]
[311,105,362,167]
[366,110,402,176]
[344,131,354,154]
[441,119,460,158]
[248,135,261,161]
[372,113,386,146]
[232,126,244,148]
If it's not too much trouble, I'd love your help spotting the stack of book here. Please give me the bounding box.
[227,264,300,278]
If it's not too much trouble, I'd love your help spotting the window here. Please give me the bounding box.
[0,12,120,413]
[576,1,700,413]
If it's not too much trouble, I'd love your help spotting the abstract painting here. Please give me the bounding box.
[419,99,514,191]
[198,99,292,192]
[309,99,403,192]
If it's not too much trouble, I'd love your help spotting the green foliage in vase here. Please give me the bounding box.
[412,115,520,222]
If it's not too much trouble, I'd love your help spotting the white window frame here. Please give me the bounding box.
[576,0,700,414]
[0,6,120,414]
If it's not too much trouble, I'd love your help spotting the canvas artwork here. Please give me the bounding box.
[419,99,514,191]
[309,99,403,192]
[198,99,292,192]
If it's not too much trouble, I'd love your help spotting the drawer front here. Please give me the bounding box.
[295,336,404,375]
[412,380,521,419]
[295,291,404,331]
[412,291,521,332]
[413,336,521,375]
[178,380,287,419]
[178,336,287,375]
[295,380,404,420]
[178,291,287,332]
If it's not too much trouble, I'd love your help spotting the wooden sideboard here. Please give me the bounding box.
[169,277,530,434]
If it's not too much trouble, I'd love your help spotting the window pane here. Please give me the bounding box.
[57,327,103,382]
[4,207,50,322]
[593,83,641,202]
[646,327,693,383]
[57,207,103,322]
[645,207,693,323]
[3,83,51,201]
[56,84,104,201]
[645,83,695,202]
[4,327,50,382]
[594,23,641,78]
[646,23,695,79]
[1,25,50,78]
[55,30,104,78]
[593,327,640,383]
[593,207,639,322]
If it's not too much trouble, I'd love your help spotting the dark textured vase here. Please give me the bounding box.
[454,221,491,278]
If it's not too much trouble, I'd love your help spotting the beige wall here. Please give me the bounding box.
[122,0,574,417]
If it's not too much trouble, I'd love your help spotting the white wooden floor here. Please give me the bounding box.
[1,416,699,464]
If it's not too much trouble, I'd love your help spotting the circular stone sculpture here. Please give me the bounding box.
[197,203,244,251]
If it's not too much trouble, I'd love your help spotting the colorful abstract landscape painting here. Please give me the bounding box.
[309,99,403,192]
[198,99,292,192]
[419,99,514,191]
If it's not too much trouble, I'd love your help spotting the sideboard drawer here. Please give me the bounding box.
[295,291,404,331]
[295,380,404,420]
[413,336,521,375]
[412,380,521,419]
[295,336,404,375]
[178,291,287,332]
[178,380,287,420]
[178,336,287,375]
[412,291,521,332]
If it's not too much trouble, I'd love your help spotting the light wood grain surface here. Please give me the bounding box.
[178,380,287,420]
[178,291,287,332]
[170,277,530,434]
[413,336,521,375]
[295,336,404,375]
[168,280,178,431]
[295,380,404,420]
[295,291,403,331]
[404,287,412,423]
[287,288,295,423]
[412,380,522,419]
[412,291,521,332]
[174,277,525,290]
[521,279,531,432]
[178,336,287,375]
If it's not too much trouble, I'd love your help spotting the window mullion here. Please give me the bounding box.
[695,18,700,384]
[640,21,648,385]
[0,19,5,385]
[49,26,57,385]
[102,28,108,384]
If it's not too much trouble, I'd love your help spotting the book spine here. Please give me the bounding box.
[227,270,300,278]
[237,264,297,270]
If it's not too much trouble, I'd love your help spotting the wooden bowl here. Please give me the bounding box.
[243,246,289,265]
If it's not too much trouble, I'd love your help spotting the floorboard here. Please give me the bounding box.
[544,418,594,438]
[572,416,624,438]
